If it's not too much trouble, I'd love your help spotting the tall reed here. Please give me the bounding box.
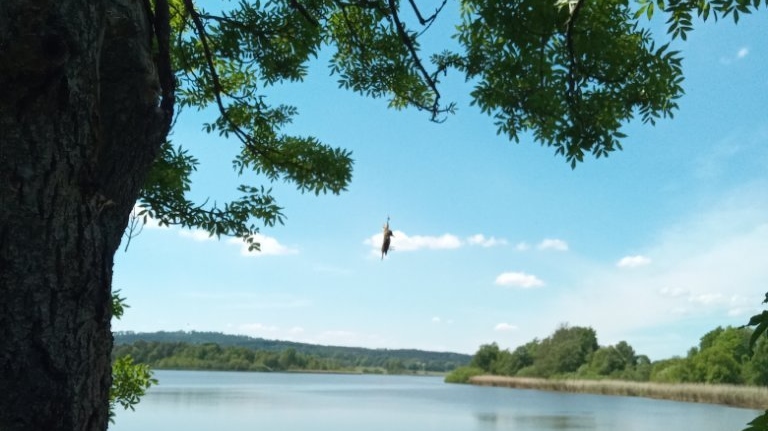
[469,375,768,410]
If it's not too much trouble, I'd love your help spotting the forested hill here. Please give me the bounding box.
[113,331,471,373]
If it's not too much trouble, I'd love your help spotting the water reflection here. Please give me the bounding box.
[475,412,594,429]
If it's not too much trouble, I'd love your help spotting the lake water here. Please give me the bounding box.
[110,370,759,431]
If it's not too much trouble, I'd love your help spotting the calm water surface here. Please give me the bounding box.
[111,370,759,431]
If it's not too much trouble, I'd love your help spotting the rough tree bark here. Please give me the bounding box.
[0,0,172,430]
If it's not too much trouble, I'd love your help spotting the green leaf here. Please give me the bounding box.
[742,411,768,431]
[109,356,157,423]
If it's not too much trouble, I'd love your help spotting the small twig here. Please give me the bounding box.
[123,208,146,252]
[408,0,447,33]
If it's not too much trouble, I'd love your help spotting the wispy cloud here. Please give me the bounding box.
[617,255,652,268]
[365,231,510,255]
[237,323,305,341]
[720,46,750,64]
[495,271,545,288]
[394,232,462,251]
[186,292,311,310]
[314,330,390,347]
[179,229,215,242]
[229,234,298,257]
[467,234,508,247]
[179,230,298,260]
[737,47,749,59]
[239,323,279,333]
[538,238,569,251]
[494,323,518,332]
[656,288,736,310]
[365,230,461,255]
[539,183,768,358]
[313,264,353,276]
[515,242,530,251]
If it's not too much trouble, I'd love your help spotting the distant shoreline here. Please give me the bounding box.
[468,375,768,410]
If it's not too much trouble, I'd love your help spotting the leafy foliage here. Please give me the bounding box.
[744,409,768,431]
[743,293,768,352]
[451,0,684,167]
[443,366,486,383]
[647,326,756,385]
[108,293,157,423]
[533,324,598,375]
[109,357,157,423]
[453,324,768,389]
[636,0,768,38]
[470,342,501,371]
[110,290,129,320]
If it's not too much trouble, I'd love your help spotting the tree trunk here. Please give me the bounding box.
[0,1,171,430]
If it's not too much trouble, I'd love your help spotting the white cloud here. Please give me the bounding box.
[538,238,569,251]
[237,323,305,341]
[179,229,215,242]
[313,264,352,276]
[690,293,724,305]
[315,330,387,347]
[467,234,508,247]
[515,242,530,251]
[727,295,755,317]
[495,271,545,288]
[494,323,518,332]
[186,292,311,310]
[617,255,652,268]
[178,230,298,259]
[287,326,305,335]
[365,230,461,256]
[239,323,279,333]
[362,231,511,255]
[229,234,298,257]
[431,316,454,325]
[392,231,462,251]
[659,286,689,298]
[720,46,750,65]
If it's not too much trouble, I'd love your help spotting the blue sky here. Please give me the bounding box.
[113,6,768,360]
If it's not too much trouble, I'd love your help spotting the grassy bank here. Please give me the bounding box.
[468,375,768,410]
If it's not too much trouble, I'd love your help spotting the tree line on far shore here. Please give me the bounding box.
[113,332,470,374]
[447,324,768,386]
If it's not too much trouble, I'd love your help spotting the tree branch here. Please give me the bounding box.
[386,0,444,120]
[564,0,585,104]
[288,0,321,26]
[407,0,447,30]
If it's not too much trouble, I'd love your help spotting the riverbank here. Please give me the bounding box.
[469,375,768,410]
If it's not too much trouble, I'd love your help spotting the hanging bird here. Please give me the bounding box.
[381,216,394,260]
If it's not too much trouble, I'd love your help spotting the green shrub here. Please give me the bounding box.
[444,366,485,383]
